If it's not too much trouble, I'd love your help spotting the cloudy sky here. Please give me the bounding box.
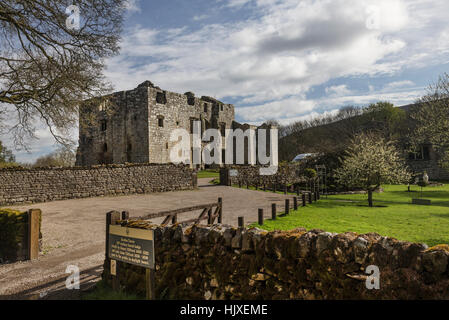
[4,0,449,162]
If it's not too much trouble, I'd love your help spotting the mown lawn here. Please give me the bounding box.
[254,183,449,247]
[197,169,219,179]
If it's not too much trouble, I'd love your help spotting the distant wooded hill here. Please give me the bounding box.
[278,102,410,162]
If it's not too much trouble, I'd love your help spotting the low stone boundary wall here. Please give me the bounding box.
[0,163,196,206]
[103,223,449,300]
[220,164,305,187]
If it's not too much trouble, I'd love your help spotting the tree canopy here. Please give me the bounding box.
[334,132,411,207]
[408,73,449,169]
[0,0,125,146]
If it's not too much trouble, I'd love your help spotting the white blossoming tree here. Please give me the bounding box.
[335,132,411,207]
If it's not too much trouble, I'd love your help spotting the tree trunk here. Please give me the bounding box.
[368,189,373,207]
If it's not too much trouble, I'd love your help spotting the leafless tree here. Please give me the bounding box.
[0,0,126,147]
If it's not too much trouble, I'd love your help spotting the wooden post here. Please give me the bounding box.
[302,193,307,207]
[313,192,317,202]
[293,197,298,210]
[207,208,213,224]
[285,199,290,215]
[271,203,276,220]
[27,209,40,260]
[296,186,300,196]
[106,211,121,291]
[146,268,156,300]
[258,209,264,225]
[238,216,244,228]
[122,211,129,220]
[308,192,312,204]
[218,197,223,223]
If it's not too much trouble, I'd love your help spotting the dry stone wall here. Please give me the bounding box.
[103,223,449,300]
[0,164,196,206]
[220,164,305,187]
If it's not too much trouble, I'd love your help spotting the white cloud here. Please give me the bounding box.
[193,14,209,21]
[123,0,141,13]
[106,0,421,101]
[325,85,353,97]
[226,0,253,8]
[383,80,415,90]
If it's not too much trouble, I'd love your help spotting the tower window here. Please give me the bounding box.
[156,92,167,104]
[157,116,164,127]
[103,143,108,152]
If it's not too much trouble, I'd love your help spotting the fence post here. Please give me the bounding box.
[302,193,307,207]
[106,211,121,291]
[27,209,40,260]
[313,192,317,202]
[146,268,155,300]
[218,197,223,223]
[272,203,276,220]
[308,192,312,204]
[285,199,290,215]
[258,209,264,225]
[207,207,213,224]
[293,197,298,210]
[296,186,300,196]
[238,216,244,228]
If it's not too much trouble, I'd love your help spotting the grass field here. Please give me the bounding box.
[253,183,449,247]
[197,169,219,179]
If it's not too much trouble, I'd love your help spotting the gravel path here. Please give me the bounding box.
[0,178,293,299]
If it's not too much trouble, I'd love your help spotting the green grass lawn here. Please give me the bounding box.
[197,169,219,179]
[253,183,449,247]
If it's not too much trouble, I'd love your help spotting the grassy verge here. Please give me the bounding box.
[251,183,449,247]
[81,280,144,300]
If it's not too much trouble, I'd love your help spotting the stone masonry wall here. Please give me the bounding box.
[220,164,305,187]
[0,164,196,206]
[103,223,449,300]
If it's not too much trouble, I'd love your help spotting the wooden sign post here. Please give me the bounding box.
[107,222,156,300]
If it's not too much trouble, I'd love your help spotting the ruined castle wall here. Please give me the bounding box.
[147,87,234,165]
[103,224,449,300]
[0,164,195,206]
[77,87,150,166]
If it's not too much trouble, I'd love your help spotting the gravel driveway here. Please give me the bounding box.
[0,178,294,299]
